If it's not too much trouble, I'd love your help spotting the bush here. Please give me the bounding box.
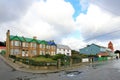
[52,54,66,60]
[9,55,57,66]
[9,55,16,59]
[0,50,6,55]
[45,54,51,58]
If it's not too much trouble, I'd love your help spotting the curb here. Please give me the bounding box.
[0,55,84,73]
[0,55,107,74]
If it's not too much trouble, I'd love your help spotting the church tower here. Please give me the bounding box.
[108,41,114,52]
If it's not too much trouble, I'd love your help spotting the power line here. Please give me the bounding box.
[84,29,120,41]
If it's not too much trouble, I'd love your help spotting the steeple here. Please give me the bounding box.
[108,41,114,51]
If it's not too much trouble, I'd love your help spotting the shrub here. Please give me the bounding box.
[52,54,66,60]
[45,54,51,58]
[9,55,16,59]
[0,50,6,55]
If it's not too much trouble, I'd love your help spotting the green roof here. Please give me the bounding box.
[9,35,48,45]
[10,35,25,42]
[40,40,47,44]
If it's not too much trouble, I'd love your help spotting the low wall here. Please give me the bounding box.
[15,61,58,70]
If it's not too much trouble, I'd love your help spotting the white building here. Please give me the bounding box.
[56,44,71,56]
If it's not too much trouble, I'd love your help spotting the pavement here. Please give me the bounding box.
[0,54,107,74]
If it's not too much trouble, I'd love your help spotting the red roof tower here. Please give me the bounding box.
[108,41,114,51]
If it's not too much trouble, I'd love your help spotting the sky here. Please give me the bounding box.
[0,0,120,51]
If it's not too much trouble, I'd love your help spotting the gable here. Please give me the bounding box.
[80,44,101,55]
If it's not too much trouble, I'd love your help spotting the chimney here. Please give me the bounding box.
[50,40,54,42]
[33,36,37,39]
[6,30,10,57]
[7,30,10,36]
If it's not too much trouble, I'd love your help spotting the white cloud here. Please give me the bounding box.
[60,37,86,50]
[60,36,120,51]
[1,0,75,41]
[0,0,34,23]
[1,0,120,51]
[91,0,120,16]
[76,4,120,41]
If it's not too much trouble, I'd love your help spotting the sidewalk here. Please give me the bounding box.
[0,55,101,74]
[0,55,64,73]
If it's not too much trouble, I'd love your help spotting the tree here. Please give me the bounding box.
[52,54,66,60]
[0,50,6,55]
[114,50,120,54]
[71,50,79,56]
[0,41,6,46]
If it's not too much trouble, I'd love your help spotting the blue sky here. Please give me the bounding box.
[65,0,88,20]
[0,0,120,50]
[65,0,81,20]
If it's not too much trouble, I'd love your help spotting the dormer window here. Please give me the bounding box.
[31,42,36,48]
[15,41,20,46]
[22,42,28,47]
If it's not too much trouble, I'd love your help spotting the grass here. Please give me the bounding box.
[30,57,56,62]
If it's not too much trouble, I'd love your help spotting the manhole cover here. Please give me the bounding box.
[65,71,83,77]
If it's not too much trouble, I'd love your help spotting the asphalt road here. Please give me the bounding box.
[0,56,120,80]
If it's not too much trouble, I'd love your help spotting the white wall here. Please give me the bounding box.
[57,48,71,56]
[82,58,89,62]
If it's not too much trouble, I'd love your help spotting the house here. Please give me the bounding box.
[6,30,57,57]
[56,44,71,56]
[79,43,113,57]
[0,46,6,53]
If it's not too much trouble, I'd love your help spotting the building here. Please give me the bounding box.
[79,43,113,57]
[0,46,6,53]
[6,30,57,57]
[56,44,71,56]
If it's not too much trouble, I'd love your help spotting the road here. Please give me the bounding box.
[0,56,120,80]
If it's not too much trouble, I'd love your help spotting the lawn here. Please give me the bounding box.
[30,57,56,62]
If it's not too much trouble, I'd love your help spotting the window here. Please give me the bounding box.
[14,41,20,46]
[51,51,53,55]
[53,51,55,55]
[11,41,14,46]
[31,50,36,55]
[11,41,21,46]
[23,42,29,47]
[31,43,36,48]
[33,43,36,48]
[51,46,55,49]
[22,42,26,47]
[59,48,61,51]
[40,51,45,55]
[39,44,42,48]
[26,43,28,47]
[42,44,45,48]
[10,49,14,55]
[51,51,55,55]
[14,49,20,54]
[39,44,45,48]
[54,46,56,49]
[39,51,43,55]
[46,45,50,49]
[67,49,69,52]
[67,53,69,56]
[11,49,20,55]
